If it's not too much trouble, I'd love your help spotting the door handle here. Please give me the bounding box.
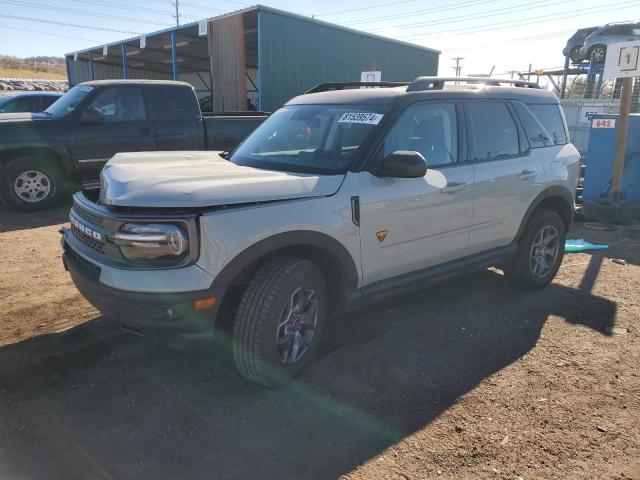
[441,182,467,193]
[138,127,152,135]
[518,169,536,180]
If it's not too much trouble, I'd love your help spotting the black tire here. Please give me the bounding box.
[1,156,64,211]
[503,209,566,290]
[569,47,583,64]
[589,45,606,64]
[232,256,327,387]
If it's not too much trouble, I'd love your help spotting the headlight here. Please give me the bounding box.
[113,223,189,262]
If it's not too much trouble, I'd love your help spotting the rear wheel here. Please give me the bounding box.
[1,157,64,211]
[503,209,565,289]
[569,47,583,63]
[232,257,327,387]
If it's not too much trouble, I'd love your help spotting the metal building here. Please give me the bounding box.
[65,5,439,111]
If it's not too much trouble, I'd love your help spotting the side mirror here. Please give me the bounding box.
[80,107,104,125]
[376,150,427,178]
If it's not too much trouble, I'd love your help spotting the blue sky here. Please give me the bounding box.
[1,0,639,76]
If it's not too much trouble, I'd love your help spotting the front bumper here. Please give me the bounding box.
[62,235,225,341]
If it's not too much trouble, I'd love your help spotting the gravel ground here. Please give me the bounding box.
[0,203,638,480]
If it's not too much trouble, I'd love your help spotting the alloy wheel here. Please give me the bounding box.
[276,286,319,365]
[529,225,560,279]
[14,170,51,203]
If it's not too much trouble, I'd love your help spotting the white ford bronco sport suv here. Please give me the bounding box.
[62,77,580,386]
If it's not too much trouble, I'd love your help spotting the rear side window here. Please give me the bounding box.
[466,102,520,160]
[152,87,198,120]
[512,101,553,148]
[526,104,568,146]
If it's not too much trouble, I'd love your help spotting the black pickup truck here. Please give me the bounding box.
[0,80,267,210]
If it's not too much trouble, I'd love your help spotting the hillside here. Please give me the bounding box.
[0,55,66,79]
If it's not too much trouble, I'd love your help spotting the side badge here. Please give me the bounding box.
[376,230,388,242]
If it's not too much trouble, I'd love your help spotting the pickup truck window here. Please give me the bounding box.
[86,87,147,122]
[230,105,387,174]
[383,102,457,167]
[46,85,93,118]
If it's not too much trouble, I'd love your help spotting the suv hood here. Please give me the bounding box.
[100,151,345,208]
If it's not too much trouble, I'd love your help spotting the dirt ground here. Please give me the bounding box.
[0,202,639,480]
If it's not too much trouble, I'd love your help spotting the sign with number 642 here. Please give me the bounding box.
[592,118,616,129]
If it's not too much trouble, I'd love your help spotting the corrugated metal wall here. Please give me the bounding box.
[68,60,171,85]
[258,8,439,111]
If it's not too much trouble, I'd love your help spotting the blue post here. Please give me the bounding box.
[121,44,128,79]
[171,31,178,81]
[257,10,262,111]
[89,51,94,80]
[65,55,75,86]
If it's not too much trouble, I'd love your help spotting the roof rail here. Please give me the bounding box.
[407,76,540,91]
[305,81,410,94]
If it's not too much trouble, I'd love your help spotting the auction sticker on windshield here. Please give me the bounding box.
[338,112,384,125]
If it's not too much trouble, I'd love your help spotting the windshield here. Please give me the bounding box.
[45,85,94,118]
[229,104,387,174]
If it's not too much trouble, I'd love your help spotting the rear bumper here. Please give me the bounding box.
[62,238,225,341]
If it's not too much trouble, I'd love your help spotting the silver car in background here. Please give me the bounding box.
[579,21,640,64]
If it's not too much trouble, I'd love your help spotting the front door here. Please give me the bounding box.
[70,86,156,176]
[358,101,475,287]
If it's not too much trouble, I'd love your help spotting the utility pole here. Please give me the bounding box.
[451,57,464,77]
[173,0,180,26]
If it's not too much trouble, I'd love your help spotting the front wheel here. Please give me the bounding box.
[590,45,606,64]
[232,257,327,387]
[1,157,64,211]
[503,209,566,289]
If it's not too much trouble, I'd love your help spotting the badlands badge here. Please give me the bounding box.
[376,230,388,242]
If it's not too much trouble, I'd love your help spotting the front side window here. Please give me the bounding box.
[382,102,457,167]
[466,102,520,160]
[86,87,147,122]
[527,104,568,146]
[230,104,387,174]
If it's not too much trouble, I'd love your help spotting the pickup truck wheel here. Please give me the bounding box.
[232,257,327,387]
[503,209,565,290]
[1,157,63,211]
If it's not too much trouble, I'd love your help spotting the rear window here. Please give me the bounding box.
[152,86,198,120]
[526,104,568,146]
[466,101,520,161]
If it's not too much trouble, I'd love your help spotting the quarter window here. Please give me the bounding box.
[383,102,457,167]
[466,102,520,160]
[512,101,553,148]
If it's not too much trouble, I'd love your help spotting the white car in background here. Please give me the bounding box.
[579,21,640,64]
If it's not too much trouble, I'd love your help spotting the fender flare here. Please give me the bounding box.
[515,185,575,239]
[210,230,360,294]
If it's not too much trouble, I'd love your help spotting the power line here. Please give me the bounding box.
[0,22,103,42]
[346,0,500,26]
[369,0,576,32]
[316,0,421,17]
[0,14,143,34]
[397,0,640,39]
[0,0,170,26]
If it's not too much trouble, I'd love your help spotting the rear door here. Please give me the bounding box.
[358,101,475,286]
[69,86,156,172]
[465,100,544,253]
[148,85,203,151]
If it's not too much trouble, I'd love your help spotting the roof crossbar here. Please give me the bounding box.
[305,81,410,93]
[407,76,540,91]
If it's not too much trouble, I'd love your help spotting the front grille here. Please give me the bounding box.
[73,200,104,228]
[71,223,105,254]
